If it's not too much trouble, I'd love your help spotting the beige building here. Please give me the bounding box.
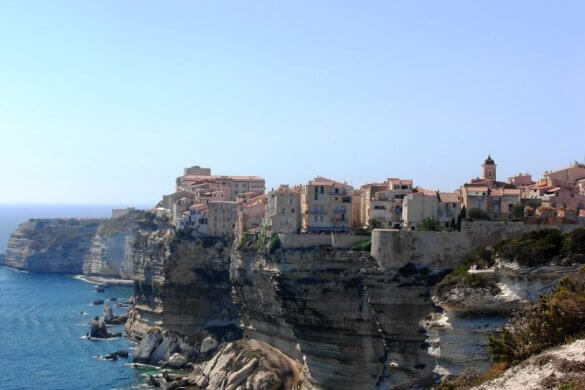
[402,189,461,229]
[360,178,413,228]
[263,185,302,234]
[302,177,353,232]
[544,162,585,185]
[207,201,238,238]
[172,166,265,230]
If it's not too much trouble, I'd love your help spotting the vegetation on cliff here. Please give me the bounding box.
[489,266,585,365]
[494,228,585,267]
[436,246,498,298]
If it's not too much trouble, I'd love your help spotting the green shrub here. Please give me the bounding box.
[352,239,371,252]
[268,235,281,253]
[494,229,564,266]
[562,229,585,256]
[421,217,439,231]
[436,247,497,297]
[488,267,585,365]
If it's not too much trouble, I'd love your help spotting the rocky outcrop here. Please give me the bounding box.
[0,253,5,265]
[4,219,100,273]
[473,339,585,389]
[3,211,169,278]
[82,210,144,277]
[185,340,312,390]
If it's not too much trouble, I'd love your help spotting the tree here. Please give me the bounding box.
[512,204,525,219]
[420,217,439,231]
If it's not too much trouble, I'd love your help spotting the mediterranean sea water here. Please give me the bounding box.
[0,204,153,389]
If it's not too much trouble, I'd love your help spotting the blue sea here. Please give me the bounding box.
[0,204,152,390]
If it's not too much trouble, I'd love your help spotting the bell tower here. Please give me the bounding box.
[482,155,496,187]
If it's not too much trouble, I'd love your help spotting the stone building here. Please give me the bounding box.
[302,177,353,232]
[360,178,413,228]
[263,185,302,234]
[207,201,238,238]
[402,189,461,229]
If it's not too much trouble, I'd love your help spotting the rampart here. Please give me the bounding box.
[277,233,365,249]
[371,221,583,271]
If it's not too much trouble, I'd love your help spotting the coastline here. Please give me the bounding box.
[72,274,134,286]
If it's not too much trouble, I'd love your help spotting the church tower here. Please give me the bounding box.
[482,155,496,187]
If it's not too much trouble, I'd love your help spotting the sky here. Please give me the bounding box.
[0,1,584,206]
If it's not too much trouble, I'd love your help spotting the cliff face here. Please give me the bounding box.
[3,212,165,278]
[130,233,442,389]
[231,247,439,389]
[82,211,145,277]
[4,219,100,273]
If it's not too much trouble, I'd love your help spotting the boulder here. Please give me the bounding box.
[96,285,105,293]
[103,305,115,323]
[164,353,187,369]
[133,329,163,363]
[200,336,219,354]
[92,299,104,306]
[150,333,180,364]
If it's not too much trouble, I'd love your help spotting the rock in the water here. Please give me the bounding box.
[109,297,117,301]
[200,336,219,354]
[103,353,118,361]
[114,350,129,358]
[102,350,129,360]
[92,299,104,306]
[103,305,114,323]
[89,316,110,338]
[96,285,106,293]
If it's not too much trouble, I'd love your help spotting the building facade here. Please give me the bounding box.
[302,177,353,232]
[263,185,302,234]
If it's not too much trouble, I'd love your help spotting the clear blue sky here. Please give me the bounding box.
[1,1,584,206]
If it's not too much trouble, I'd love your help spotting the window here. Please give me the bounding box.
[282,208,286,214]
[314,193,318,200]
[289,198,293,204]
[320,186,324,194]
[341,213,345,221]
[291,208,295,213]
[314,216,318,222]
[320,216,324,222]
[335,188,339,194]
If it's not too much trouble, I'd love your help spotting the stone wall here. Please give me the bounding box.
[371,221,583,271]
[278,233,365,249]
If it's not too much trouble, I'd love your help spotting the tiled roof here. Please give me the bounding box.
[438,192,460,203]
[308,177,353,189]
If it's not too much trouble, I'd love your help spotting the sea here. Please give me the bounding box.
[0,204,153,390]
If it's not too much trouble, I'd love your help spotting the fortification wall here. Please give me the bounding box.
[278,233,365,249]
[371,221,583,271]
